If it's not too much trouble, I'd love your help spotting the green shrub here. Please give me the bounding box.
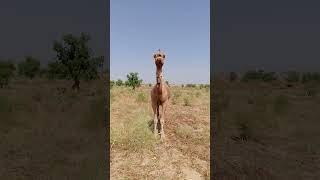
[136,92,147,103]
[116,79,123,86]
[18,56,40,79]
[183,97,191,106]
[0,60,15,88]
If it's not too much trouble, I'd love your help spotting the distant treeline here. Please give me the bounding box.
[221,70,320,84]
[0,33,105,90]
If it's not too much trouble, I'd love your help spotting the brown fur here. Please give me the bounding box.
[151,49,170,140]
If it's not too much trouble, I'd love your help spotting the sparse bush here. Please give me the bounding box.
[242,70,276,82]
[110,80,115,88]
[148,83,152,87]
[234,112,254,141]
[176,125,193,139]
[18,56,40,79]
[116,79,123,86]
[284,71,300,83]
[0,60,15,88]
[166,81,169,86]
[181,84,184,88]
[136,92,147,103]
[186,84,196,88]
[47,61,69,80]
[125,72,143,90]
[183,97,191,106]
[229,72,238,82]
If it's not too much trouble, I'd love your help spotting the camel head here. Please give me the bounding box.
[153,49,166,69]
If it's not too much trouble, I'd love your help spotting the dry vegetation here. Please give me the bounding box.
[0,78,106,179]
[110,84,210,179]
[213,78,320,179]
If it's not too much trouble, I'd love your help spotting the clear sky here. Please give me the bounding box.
[110,0,210,84]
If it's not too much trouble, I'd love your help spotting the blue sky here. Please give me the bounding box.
[110,0,210,84]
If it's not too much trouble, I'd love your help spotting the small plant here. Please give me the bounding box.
[175,125,193,139]
[148,83,152,87]
[136,92,147,103]
[183,97,191,106]
[235,112,253,141]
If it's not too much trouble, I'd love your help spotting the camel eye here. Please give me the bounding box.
[163,55,165,58]
[153,54,157,58]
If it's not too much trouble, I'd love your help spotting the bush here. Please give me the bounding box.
[0,60,15,88]
[18,56,40,79]
[242,70,276,82]
[47,61,69,80]
[284,71,300,83]
[235,112,254,141]
[186,84,196,88]
[183,97,191,106]
[110,80,115,88]
[136,93,147,103]
[116,79,123,86]
[229,72,238,82]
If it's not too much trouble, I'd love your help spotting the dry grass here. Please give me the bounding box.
[111,85,210,179]
[214,80,320,179]
[0,78,105,179]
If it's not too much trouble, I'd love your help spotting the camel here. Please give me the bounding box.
[151,49,170,140]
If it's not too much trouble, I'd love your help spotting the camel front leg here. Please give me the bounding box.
[152,102,158,137]
[160,101,168,140]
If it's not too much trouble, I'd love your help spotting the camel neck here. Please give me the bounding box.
[156,68,164,93]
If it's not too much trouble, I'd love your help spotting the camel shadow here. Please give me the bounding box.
[148,119,161,134]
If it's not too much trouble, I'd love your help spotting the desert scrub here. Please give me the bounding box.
[183,97,192,106]
[172,90,181,105]
[111,114,155,152]
[253,95,268,112]
[234,112,254,140]
[136,92,147,103]
[175,125,193,139]
[273,95,290,115]
[82,96,105,131]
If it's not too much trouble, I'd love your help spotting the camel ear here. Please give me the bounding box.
[153,54,157,59]
[163,54,166,59]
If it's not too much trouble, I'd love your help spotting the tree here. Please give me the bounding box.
[0,60,15,88]
[18,56,40,79]
[53,33,100,90]
[125,72,142,90]
[116,79,123,86]
[47,61,69,80]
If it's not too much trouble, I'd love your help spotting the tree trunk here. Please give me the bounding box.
[72,78,80,91]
